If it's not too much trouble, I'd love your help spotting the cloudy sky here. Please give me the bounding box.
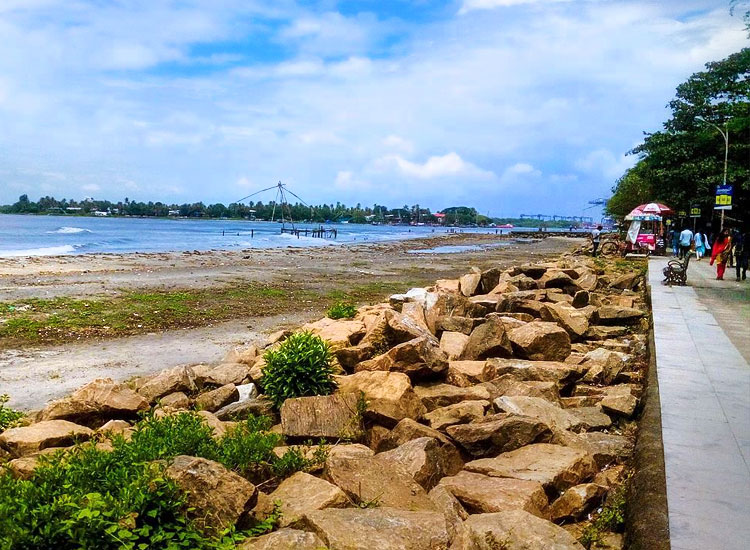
[0,0,746,217]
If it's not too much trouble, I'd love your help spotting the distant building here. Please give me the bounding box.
[168,210,181,216]
[434,213,446,224]
[94,211,109,216]
[65,207,82,212]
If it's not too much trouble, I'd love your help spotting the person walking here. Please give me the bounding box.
[734,228,747,281]
[709,229,732,280]
[678,226,693,259]
[591,225,602,257]
[671,227,680,257]
[694,230,707,261]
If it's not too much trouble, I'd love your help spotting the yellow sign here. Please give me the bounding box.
[690,208,700,217]
[715,194,732,206]
[678,210,687,217]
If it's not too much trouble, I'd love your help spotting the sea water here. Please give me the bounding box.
[0,214,513,257]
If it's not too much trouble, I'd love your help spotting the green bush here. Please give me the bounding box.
[0,394,24,432]
[0,411,290,550]
[326,301,357,319]
[260,331,337,407]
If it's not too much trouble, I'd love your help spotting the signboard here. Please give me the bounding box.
[690,207,701,218]
[678,210,687,217]
[715,185,733,210]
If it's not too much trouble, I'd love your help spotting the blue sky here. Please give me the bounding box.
[0,0,746,218]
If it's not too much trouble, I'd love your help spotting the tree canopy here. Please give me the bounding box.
[607,48,749,226]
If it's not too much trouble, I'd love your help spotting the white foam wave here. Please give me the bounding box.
[47,226,92,234]
[0,245,77,258]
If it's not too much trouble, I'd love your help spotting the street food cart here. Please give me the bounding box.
[624,203,673,255]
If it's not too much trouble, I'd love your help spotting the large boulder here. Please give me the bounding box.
[415,384,492,411]
[204,363,251,387]
[266,471,348,527]
[543,303,590,340]
[495,396,581,432]
[194,384,239,413]
[336,371,425,427]
[509,322,571,361]
[377,436,462,490]
[436,316,483,335]
[302,317,366,349]
[539,270,579,292]
[549,482,607,522]
[440,332,470,360]
[424,400,489,431]
[594,305,644,325]
[489,375,560,403]
[37,378,148,427]
[428,484,468,543]
[447,361,497,387]
[609,272,640,290]
[300,507,450,550]
[166,455,257,533]
[552,430,633,468]
[487,358,584,385]
[238,528,326,550]
[0,420,94,458]
[356,337,448,380]
[459,271,482,297]
[460,316,513,360]
[439,470,548,517]
[215,396,275,421]
[323,455,436,511]
[464,443,597,492]
[446,414,551,458]
[281,393,364,440]
[460,509,585,549]
[138,365,197,402]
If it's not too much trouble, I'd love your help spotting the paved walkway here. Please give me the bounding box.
[648,257,750,550]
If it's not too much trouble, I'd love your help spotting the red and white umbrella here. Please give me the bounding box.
[639,202,673,215]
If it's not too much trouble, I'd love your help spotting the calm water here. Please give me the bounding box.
[0,214,513,257]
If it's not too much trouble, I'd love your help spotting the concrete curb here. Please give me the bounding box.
[626,281,670,550]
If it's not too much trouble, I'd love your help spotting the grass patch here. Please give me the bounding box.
[0,395,24,431]
[326,301,357,319]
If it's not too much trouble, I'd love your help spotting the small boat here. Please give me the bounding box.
[498,223,514,229]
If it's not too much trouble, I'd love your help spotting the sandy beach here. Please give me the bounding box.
[0,233,581,409]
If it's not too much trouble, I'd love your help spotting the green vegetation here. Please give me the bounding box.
[326,301,357,319]
[261,332,337,407]
[608,48,749,220]
[271,443,329,478]
[0,395,24,431]
[579,483,627,549]
[0,411,309,550]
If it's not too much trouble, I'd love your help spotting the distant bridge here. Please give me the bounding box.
[520,214,593,222]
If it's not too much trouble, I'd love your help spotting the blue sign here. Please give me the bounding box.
[715,185,733,210]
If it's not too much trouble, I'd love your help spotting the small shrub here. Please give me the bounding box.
[326,301,357,319]
[260,331,337,407]
[0,394,24,432]
[271,441,329,478]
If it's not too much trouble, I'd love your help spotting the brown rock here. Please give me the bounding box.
[301,507,449,550]
[428,484,468,543]
[508,273,538,290]
[377,436,460,490]
[609,272,640,290]
[160,392,191,409]
[600,386,638,417]
[324,455,436,511]
[436,316,482,335]
[549,483,607,521]
[446,414,551,458]
[402,301,430,333]
[488,280,519,295]
[540,270,578,291]
[267,471,348,527]
[460,316,512,360]
[0,420,93,458]
[572,290,590,308]
[138,365,197,402]
[204,363,251,387]
[440,470,548,517]
[195,384,239,413]
[336,371,426,427]
[488,358,584,385]
[460,271,482,297]
[490,375,560,403]
[440,332,470,360]
[215,396,275,421]
[495,396,581,432]
[424,400,488,431]
[594,306,644,325]
[544,303,590,340]
[385,309,438,344]
[511,264,548,279]
[415,383,492,411]
[356,336,448,380]
[166,455,257,533]
[37,378,148,427]
[238,528,325,550]
[327,443,375,461]
[461,509,585,549]
[509,322,571,361]
[465,443,597,492]
[302,318,366,349]
[447,360,497,387]
[281,393,364,440]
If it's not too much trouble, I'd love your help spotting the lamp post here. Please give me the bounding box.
[697,117,729,231]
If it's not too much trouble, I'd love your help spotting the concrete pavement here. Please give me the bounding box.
[648,257,750,550]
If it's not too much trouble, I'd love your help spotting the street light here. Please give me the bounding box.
[696,116,730,231]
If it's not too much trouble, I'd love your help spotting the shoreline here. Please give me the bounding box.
[0,235,581,410]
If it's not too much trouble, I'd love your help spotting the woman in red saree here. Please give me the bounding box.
[710,229,732,280]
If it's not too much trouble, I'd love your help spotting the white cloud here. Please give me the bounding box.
[81,183,101,193]
[459,0,569,14]
[375,153,496,180]
[575,149,636,180]
[382,135,414,153]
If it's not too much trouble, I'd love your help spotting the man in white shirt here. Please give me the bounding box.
[679,227,693,259]
[591,225,602,257]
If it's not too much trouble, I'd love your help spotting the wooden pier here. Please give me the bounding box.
[281,227,337,239]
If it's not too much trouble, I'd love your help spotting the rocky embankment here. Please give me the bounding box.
[0,254,648,550]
